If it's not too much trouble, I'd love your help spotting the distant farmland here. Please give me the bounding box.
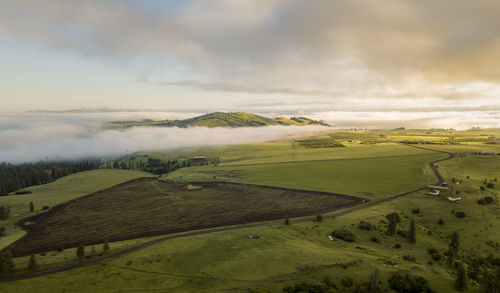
[9,178,363,256]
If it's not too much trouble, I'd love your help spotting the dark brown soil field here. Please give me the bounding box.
[9,178,363,256]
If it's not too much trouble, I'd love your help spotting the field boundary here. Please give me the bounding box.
[0,144,455,282]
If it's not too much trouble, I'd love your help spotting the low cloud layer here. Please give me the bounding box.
[1,110,498,163]
[0,114,326,163]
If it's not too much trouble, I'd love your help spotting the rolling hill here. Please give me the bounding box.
[109,112,329,128]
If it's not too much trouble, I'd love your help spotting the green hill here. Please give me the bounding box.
[110,112,329,128]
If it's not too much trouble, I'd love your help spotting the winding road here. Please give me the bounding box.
[0,145,455,282]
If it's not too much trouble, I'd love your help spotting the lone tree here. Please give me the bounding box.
[28,254,37,271]
[29,201,34,213]
[285,218,290,225]
[455,263,467,291]
[386,212,401,236]
[0,250,15,274]
[103,240,110,253]
[368,269,380,293]
[408,220,416,243]
[0,206,9,220]
[468,258,481,285]
[447,231,460,266]
[76,244,85,261]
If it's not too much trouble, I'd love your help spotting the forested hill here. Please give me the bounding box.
[109,112,329,128]
[0,161,97,195]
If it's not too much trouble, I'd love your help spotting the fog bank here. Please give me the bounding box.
[0,116,326,163]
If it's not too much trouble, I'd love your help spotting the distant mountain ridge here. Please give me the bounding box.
[110,112,329,128]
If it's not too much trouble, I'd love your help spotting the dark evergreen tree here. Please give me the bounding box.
[468,258,481,285]
[103,240,110,253]
[0,250,15,274]
[455,263,467,291]
[29,201,34,213]
[408,219,416,243]
[447,231,460,266]
[77,244,85,261]
[28,254,37,271]
[0,206,9,220]
[386,212,401,236]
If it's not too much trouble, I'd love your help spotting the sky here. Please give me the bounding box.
[1,0,500,116]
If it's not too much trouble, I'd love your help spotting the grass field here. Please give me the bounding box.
[1,130,499,292]
[165,152,445,200]
[8,178,362,256]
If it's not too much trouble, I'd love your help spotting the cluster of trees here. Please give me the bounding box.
[0,161,97,195]
[104,158,185,175]
[384,212,416,244]
[281,271,433,293]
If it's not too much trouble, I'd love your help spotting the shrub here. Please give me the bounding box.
[341,276,354,288]
[486,183,495,188]
[388,273,434,293]
[358,221,373,230]
[56,245,64,252]
[331,229,355,242]
[397,230,409,238]
[394,243,402,249]
[478,196,494,205]
[42,206,50,210]
[371,236,380,243]
[403,255,416,262]
[438,219,444,225]
[285,218,290,225]
[480,186,485,191]
[15,190,32,195]
[411,208,420,214]
[315,215,323,222]
[455,212,466,218]
[0,227,5,237]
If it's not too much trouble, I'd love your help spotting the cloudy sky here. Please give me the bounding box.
[1,0,500,114]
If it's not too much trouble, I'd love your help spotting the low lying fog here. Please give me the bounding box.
[0,113,326,163]
[1,110,498,163]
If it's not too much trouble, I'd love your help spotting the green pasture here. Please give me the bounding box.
[1,130,499,292]
[165,152,445,200]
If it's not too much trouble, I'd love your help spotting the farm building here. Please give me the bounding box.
[191,156,207,162]
[428,190,440,196]
[447,196,462,202]
[428,185,449,190]
[480,151,495,155]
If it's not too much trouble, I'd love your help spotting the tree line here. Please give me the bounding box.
[0,161,98,195]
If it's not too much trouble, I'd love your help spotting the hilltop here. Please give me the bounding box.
[109,112,329,128]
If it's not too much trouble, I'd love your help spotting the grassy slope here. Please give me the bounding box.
[2,146,498,292]
[1,132,499,292]
[165,152,444,200]
[0,169,154,250]
[131,141,432,167]
[111,112,327,128]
